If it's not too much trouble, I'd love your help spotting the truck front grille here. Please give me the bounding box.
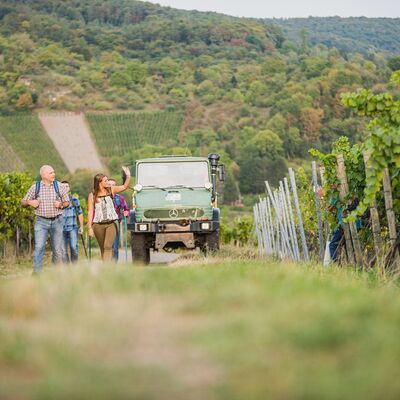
[143,208,204,220]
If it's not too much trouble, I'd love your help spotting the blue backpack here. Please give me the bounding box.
[114,193,122,208]
[34,180,62,200]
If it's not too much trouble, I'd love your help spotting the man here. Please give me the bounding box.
[22,165,69,274]
[108,179,130,261]
[328,196,361,262]
[61,181,84,264]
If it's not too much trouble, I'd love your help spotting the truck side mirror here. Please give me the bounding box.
[218,165,226,182]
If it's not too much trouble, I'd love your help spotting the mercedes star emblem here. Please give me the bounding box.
[169,209,179,218]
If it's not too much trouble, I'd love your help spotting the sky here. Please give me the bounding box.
[145,0,400,18]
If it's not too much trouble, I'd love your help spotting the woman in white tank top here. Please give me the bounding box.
[87,167,131,261]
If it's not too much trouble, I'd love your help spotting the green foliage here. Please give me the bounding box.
[0,172,34,241]
[239,129,287,193]
[0,135,25,172]
[310,137,365,206]
[388,56,400,72]
[271,17,400,54]
[221,168,240,204]
[65,169,94,200]
[340,74,400,217]
[0,115,67,175]
[221,216,254,246]
[86,112,184,157]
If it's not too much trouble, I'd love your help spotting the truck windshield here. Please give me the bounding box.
[137,161,210,188]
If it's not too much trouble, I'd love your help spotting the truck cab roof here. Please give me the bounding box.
[136,156,209,164]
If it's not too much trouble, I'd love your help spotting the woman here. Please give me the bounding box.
[88,167,131,261]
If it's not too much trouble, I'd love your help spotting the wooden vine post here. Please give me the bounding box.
[336,154,363,266]
[284,177,300,261]
[288,168,310,262]
[382,167,398,260]
[319,166,326,186]
[312,161,325,261]
[363,152,383,258]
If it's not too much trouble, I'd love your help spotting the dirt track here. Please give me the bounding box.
[39,113,103,173]
[118,249,181,264]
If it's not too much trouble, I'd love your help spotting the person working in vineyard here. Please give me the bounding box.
[107,178,130,262]
[87,168,131,262]
[21,165,70,274]
[328,196,361,262]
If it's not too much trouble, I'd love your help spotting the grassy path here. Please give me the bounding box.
[1,255,400,399]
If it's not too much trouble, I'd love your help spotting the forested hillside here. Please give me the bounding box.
[0,0,398,200]
[267,17,400,55]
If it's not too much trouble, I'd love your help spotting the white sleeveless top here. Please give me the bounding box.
[93,195,118,223]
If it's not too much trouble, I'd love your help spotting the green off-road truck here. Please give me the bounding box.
[127,154,225,264]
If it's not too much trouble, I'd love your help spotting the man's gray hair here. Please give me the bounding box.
[39,165,53,177]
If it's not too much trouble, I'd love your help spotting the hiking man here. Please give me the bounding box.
[61,181,84,264]
[108,179,130,261]
[22,165,69,274]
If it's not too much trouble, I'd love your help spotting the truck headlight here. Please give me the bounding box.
[201,222,210,230]
[204,182,212,190]
[138,224,148,231]
[134,184,143,192]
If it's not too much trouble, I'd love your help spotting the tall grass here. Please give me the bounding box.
[1,258,400,399]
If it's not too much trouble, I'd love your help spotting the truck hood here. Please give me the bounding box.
[135,188,213,221]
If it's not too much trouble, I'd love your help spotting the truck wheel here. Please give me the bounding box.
[201,230,220,255]
[131,233,150,264]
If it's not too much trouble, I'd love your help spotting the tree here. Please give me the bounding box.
[15,93,33,110]
[0,172,34,242]
[388,56,400,72]
[261,55,286,75]
[222,167,239,204]
[126,60,147,84]
[239,130,286,193]
[300,107,324,141]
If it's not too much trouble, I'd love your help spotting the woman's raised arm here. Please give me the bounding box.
[112,166,131,194]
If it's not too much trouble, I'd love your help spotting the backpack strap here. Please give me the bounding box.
[114,193,121,208]
[34,181,41,199]
[53,180,62,201]
[35,180,62,200]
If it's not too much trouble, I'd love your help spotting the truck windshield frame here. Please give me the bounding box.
[137,161,210,188]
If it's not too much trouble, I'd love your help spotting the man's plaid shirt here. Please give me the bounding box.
[63,196,83,231]
[23,181,69,218]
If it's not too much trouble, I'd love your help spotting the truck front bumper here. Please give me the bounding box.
[127,220,219,234]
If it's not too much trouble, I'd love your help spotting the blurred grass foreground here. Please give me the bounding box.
[1,258,400,400]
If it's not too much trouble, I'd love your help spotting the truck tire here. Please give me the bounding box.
[131,233,150,264]
[201,229,220,255]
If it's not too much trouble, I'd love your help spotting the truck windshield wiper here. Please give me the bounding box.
[143,185,166,191]
[163,185,194,190]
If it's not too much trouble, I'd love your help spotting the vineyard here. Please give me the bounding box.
[0,135,25,172]
[255,147,400,270]
[86,112,184,157]
[0,115,68,176]
[254,73,400,271]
